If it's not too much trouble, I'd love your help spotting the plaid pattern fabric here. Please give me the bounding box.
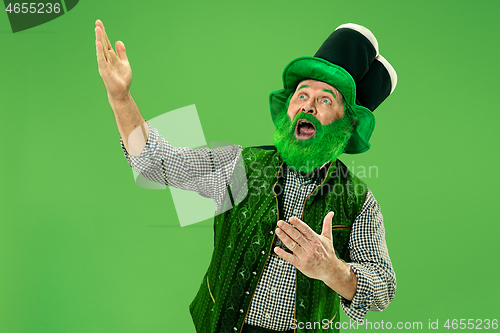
[340,191,397,322]
[120,122,241,211]
[121,122,395,327]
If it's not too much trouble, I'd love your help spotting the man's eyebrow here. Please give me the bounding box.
[297,85,309,91]
[322,89,337,99]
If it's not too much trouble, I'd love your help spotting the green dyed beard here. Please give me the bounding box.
[273,111,353,173]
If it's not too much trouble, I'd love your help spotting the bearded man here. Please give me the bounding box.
[95,20,396,333]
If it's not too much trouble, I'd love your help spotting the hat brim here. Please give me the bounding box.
[269,57,375,154]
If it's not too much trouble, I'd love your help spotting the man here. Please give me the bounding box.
[95,20,396,333]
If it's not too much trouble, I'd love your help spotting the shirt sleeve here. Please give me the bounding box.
[339,189,397,322]
[120,121,242,210]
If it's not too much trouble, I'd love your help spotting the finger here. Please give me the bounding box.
[115,41,128,62]
[95,26,108,67]
[95,26,110,62]
[275,225,304,255]
[321,211,334,240]
[95,19,112,51]
[277,219,307,247]
[95,39,106,68]
[273,246,296,266]
[94,25,101,45]
[289,216,316,240]
[96,19,117,62]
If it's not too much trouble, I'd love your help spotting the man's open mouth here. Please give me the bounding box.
[295,119,316,140]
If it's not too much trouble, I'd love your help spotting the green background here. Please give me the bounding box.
[1,0,499,332]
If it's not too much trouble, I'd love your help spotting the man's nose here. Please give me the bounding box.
[301,102,317,115]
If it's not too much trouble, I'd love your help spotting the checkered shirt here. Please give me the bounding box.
[120,122,396,327]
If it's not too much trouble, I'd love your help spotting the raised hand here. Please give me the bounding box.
[95,19,132,101]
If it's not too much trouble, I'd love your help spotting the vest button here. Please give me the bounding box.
[252,271,257,275]
[270,230,273,235]
[239,309,244,313]
[245,291,250,295]
[233,327,238,331]
[261,251,265,255]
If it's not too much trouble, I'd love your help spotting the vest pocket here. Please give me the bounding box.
[332,224,352,230]
[207,276,215,303]
[322,312,338,329]
[332,228,352,261]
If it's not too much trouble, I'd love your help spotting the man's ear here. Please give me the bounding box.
[346,106,358,132]
[340,104,355,131]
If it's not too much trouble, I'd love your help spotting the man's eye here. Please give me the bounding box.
[322,98,331,103]
[298,94,306,100]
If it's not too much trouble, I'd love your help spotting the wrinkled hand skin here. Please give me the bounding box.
[274,212,358,300]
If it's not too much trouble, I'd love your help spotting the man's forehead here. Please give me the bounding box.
[296,79,338,91]
[295,79,342,99]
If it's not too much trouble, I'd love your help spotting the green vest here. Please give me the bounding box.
[189,147,367,333]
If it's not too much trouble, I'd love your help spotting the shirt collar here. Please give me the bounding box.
[286,161,331,185]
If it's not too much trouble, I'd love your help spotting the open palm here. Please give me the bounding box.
[95,19,132,101]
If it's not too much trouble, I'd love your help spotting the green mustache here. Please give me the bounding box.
[273,111,354,173]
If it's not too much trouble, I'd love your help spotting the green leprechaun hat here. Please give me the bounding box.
[269,23,397,154]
